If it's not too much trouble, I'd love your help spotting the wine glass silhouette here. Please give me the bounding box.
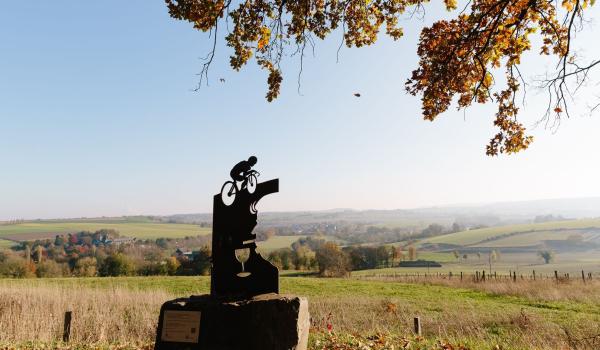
[235,248,251,277]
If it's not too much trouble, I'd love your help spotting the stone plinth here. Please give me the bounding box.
[154,293,309,350]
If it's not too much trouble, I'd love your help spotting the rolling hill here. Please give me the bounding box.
[422,218,600,248]
[0,218,210,242]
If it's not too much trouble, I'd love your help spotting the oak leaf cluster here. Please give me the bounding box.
[166,0,595,155]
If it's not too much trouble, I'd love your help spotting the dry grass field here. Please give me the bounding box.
[0,276,599,349]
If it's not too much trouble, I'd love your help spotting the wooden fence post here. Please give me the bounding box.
[63,311,72,343]
[554,270,558,282]
[460,271,463,281]
[582,270,586,283]
[533,270,536,281]
[414,317,422,336]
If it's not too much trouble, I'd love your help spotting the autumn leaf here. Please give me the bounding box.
[166,0,593,156]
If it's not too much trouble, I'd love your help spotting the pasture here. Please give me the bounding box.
[423,219,600,246]
[1,276,599,349]
[353,251,600,275]
[257,235,307,252]
[0,220,211,241]
[0,239,15,249]
[257,235,340,253]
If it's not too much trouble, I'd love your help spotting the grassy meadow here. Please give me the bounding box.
[0,238,15,249]
[423,219,600,246]
[1,276,600,349]
[351,250,600,276]
[0,219,210,241]
[257,235,307,252]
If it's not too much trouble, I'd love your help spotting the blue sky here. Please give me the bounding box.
[1,1,600,220]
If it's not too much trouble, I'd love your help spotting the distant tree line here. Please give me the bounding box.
[0,230,211,278]
[267,237,422,277]
[2,228,439,279]
[256,221,470,245]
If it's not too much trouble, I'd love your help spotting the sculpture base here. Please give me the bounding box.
[154,293,309,350]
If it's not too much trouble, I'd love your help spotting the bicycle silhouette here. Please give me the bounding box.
[221,170,260,206]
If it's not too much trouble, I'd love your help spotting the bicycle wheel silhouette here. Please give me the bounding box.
[247,174,258,194]
[221,181,237,206]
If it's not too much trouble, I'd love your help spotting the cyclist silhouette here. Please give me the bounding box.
[230,156,257,182]
[221,156,259,206]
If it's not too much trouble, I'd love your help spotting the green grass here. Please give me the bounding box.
[470,229,588,247]
[412,251,456,262]
[0,275,591,307]
[351,250,600,275]
[2,275,596,315]
[0,238,16,248]
[423,218,600,246]
[256,235,341,253]
[0,221,211,241]
[256,235,306,252]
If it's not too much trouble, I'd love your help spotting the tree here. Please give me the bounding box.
[54,235,65,247]
[191,246,211,275]
[166,256,181,275]
[98,253,135,277]
[35,245,43,263]
[393,246,405,266]
[453,250,460,261]
[488,249,498,273]
[538,250,555,264]
[167,0,598,155]
[408,245,417,261]
[292,245,316,270]
[256,227,276,241]
[451,222,464,233]
[156,238,169,249]
[315,242,351,277]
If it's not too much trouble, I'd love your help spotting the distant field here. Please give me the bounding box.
[256,235,305,252]
[410,251,456,263]
[0,220,211,241]
[423,219,600,246]
[351,250,600,275]
[0,239,15,249]
[256,235,340,253]
[470,229,599,248]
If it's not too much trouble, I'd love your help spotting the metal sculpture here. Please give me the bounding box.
[211,156,279,298]
[154,158,309,350]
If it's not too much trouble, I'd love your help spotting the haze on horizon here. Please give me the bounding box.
[1,2,600,221]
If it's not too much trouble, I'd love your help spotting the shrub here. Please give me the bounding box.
[36,260,65,278]
[74,257,98,277]
[0,257,35,278]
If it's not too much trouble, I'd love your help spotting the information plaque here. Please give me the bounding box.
[160,310,201,343]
